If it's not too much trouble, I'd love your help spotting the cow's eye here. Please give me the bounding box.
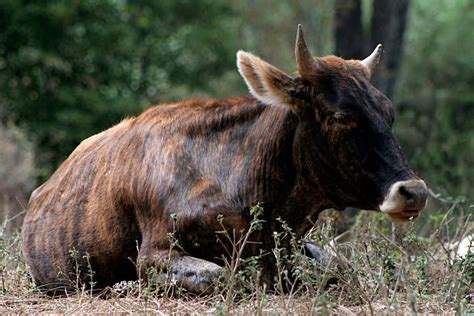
[330,112,357,128]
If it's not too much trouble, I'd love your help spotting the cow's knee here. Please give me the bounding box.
[169,255,222,294]
[139,249,222,294]
[303,239,351,271]
[303,240,335,267]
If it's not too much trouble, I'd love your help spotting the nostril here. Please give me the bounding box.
[399,185,415,206]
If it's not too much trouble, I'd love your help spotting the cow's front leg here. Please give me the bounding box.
[139,249,222,294]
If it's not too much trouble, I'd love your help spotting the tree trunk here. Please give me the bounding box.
[334,0,364,59]
[334,0,410,99]
[369,0,410,98]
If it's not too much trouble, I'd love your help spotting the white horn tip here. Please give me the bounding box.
[372,44,383,64]
[375,44,383,55]
[297,24,303,36]
[361,44,384,76]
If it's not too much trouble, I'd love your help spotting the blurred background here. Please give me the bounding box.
[1,0,473,233]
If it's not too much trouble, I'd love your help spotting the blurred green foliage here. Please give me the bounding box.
[396,0,474,198]
[0,0,238,179]
[0,0,473,200]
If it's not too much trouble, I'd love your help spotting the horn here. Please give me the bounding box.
[295,24,320,80]
[361,44,383,77]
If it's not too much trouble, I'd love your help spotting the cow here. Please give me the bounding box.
[22,25,428,295]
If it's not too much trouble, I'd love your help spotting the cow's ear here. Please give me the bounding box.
[237,51,296,109]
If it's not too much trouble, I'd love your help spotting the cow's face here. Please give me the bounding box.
[237,25,428,222]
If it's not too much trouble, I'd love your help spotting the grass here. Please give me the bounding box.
[0,196,472,314]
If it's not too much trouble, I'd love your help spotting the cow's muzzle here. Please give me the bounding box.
[379,179,428,222]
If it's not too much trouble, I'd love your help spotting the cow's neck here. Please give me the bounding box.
[247,102,333,238]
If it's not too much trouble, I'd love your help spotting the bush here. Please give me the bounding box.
[0,123,35,233]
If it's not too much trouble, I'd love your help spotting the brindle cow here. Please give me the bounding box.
[22,26,428,294]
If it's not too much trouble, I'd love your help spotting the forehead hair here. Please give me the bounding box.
[306,56,370,83]
[303,56,394,124]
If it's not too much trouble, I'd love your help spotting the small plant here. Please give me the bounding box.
[66,248,97,296]
[215,203,266,312]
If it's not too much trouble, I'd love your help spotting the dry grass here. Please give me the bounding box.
[0,294,437,314]
[1,198,472,314]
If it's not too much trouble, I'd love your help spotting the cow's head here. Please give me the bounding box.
[237,25,428,222]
